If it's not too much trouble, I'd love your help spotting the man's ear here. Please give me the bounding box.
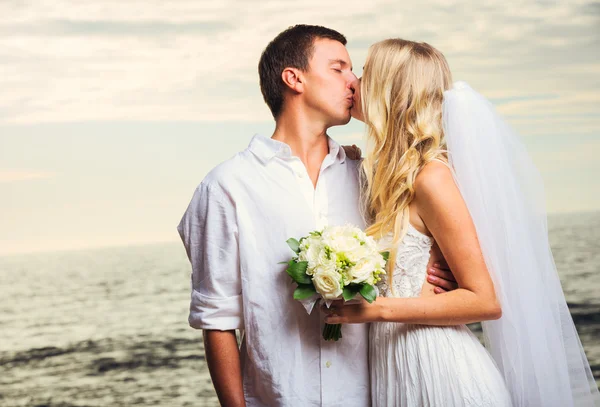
[281,67,304,93]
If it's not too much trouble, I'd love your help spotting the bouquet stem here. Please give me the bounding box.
[323,323,342,341]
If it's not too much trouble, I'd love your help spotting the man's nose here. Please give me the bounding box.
[348,75,359,93]
[347,73,358,93]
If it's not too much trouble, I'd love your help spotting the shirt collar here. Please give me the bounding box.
[248,134,346,164]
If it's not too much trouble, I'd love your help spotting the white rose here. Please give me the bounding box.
[321,227,341,250]
[333,234,361,254]
[363,235,378,251]
[348,257,377,284]
[317,247,337,273]
[346,245,370,263]
[299,234,320,251]
[299,236,324,275]
[353,228,368,242]
[312,268,343,300]
[309,244,323,270]
[343,234,362,253]
[370,251,385,266]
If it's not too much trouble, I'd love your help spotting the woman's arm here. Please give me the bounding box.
[342,144,458,294]
[324,161,501,326]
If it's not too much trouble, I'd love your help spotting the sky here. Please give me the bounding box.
[0,0,599,255]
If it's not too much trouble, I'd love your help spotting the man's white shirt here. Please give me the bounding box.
[178,134,370,407]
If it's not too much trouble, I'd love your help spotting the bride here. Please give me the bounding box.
[324,39,599,406]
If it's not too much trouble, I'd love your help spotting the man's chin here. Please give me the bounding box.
[331,112,352,127]
[329,119,351,128]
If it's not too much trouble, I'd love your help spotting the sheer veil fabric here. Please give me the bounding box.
[442,82,600,406]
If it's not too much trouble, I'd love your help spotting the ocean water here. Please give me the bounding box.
[1,211,599,406]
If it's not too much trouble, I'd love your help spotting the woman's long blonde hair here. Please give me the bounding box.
[360,39,453,275]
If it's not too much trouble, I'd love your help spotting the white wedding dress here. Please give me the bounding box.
[370,224,513,407]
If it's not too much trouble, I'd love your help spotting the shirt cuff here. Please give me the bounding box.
[188,289,244,330]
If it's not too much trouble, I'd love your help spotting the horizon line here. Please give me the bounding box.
[1,209,599,259]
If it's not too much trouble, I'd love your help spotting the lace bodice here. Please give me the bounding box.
[377,224,434,298]
[370,223,513,407]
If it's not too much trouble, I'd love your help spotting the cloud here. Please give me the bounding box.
[0,0,598,137]
[0,19,233,37]
[0,170,56,183]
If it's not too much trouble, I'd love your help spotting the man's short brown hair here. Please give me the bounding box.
[258,24,347,119]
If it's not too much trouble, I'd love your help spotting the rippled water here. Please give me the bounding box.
[1,212,599,406]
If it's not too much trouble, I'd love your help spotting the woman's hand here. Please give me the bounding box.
[322,298,384,324]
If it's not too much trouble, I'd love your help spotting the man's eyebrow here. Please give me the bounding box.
[329,59,353,70]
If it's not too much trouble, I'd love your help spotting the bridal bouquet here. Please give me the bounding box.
[283,225,388,341]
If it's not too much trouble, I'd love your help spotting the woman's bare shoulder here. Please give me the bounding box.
[414,160,454,197]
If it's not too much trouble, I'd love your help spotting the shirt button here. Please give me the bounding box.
[325,361,332,368]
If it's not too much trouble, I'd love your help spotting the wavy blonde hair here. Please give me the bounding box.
[360,39,453,275]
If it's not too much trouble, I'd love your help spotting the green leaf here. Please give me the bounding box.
[293,284,317,300]
[359,284,377,303]
[342,284,361,301]
[286,261,311,284]
[286,238,301,254]
[381,251,390,262]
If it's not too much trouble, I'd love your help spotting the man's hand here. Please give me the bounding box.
[427,241,458,293]
[342,144,362,160]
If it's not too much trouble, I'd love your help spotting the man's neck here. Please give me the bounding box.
[272,114,330,165]
[272,109,331,188]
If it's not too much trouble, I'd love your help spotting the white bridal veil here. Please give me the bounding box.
[442,82,600,407]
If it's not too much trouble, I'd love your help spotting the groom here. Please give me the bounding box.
[178,24,456,406]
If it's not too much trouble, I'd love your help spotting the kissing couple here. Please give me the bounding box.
[178,24,599,406]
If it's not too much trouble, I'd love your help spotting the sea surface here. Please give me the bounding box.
[1,211,599,406]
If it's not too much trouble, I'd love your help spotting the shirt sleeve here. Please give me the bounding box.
[177,181,243,330]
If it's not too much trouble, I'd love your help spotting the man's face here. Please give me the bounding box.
[302,38,357,126]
